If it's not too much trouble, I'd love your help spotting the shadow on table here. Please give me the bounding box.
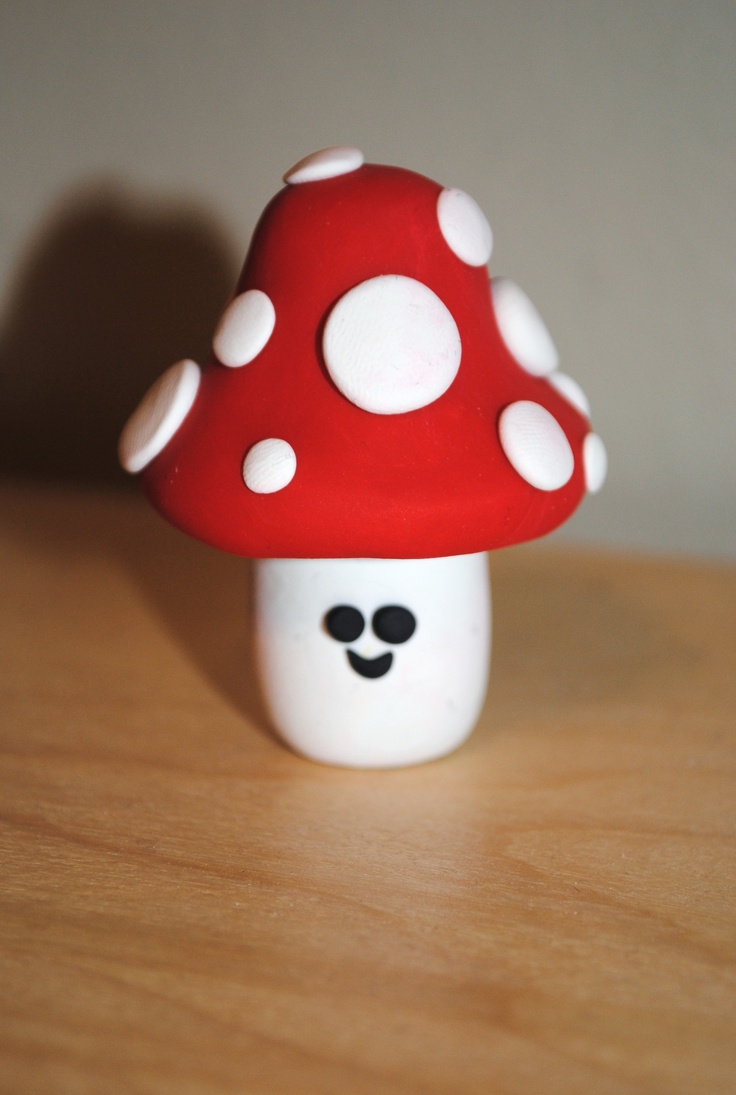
[1,480,272,745]
[110,503,273,739]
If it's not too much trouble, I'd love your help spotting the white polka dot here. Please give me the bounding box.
[322,275,461,415]
[213,290,275,367]
[118,359,200,474]
[583,432,607,493]
[243,438,296,493]
[491,278,558,376]
[437,188,492,267]
[547,371,591,417]
[284,146,364,185]
[498,401,574,491]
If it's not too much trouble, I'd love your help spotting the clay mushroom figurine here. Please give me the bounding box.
[119,146,606,769]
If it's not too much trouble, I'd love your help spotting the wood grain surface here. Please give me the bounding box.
[1,482,734,1095]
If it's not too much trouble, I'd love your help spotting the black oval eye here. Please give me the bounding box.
[372,605,416,644]
[324,605,365,643]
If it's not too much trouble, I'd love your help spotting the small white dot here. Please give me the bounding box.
[583,432,607,493]
[243,438,296,493]
[547,371,591,417]
[437,188,492,267]
[322,275,461,415]
[491,278,558,376]
[284,146,364,184]
[118,359,200,474]
[498,401,574,491]
[213,290,275,367]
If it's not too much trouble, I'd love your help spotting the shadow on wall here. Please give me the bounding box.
[0,181,238,485]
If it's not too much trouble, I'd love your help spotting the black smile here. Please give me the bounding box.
[347,650,393,679]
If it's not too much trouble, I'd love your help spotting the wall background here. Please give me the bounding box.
[1,1,734,558]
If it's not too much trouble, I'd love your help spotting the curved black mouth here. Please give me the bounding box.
[347,650,393,679]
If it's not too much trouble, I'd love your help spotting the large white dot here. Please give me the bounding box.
[243,438,297,493]
[498,401,574,491]
[284,146,364,184]
[322,275,461,415]
[437,188,493,267]
[583,432,607,493]
[547,371,591,417]
[118,359,200,474]
[213,290,275,367]
[491,277,559,376]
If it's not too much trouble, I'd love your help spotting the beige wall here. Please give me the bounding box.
[1,1,734,558]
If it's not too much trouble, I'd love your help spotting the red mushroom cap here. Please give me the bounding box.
[119,147,606,558]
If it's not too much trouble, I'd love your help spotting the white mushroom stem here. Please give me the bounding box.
[253,553,491,768]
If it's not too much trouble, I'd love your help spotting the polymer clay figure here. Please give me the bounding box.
[119,146,606,768]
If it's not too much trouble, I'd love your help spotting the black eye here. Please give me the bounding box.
[372,605,416,644]
[324,605,365,643]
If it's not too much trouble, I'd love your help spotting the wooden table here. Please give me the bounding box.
[1,481,734,1094]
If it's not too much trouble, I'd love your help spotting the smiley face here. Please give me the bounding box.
[324,604,417,677]
[253,554,490,768]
